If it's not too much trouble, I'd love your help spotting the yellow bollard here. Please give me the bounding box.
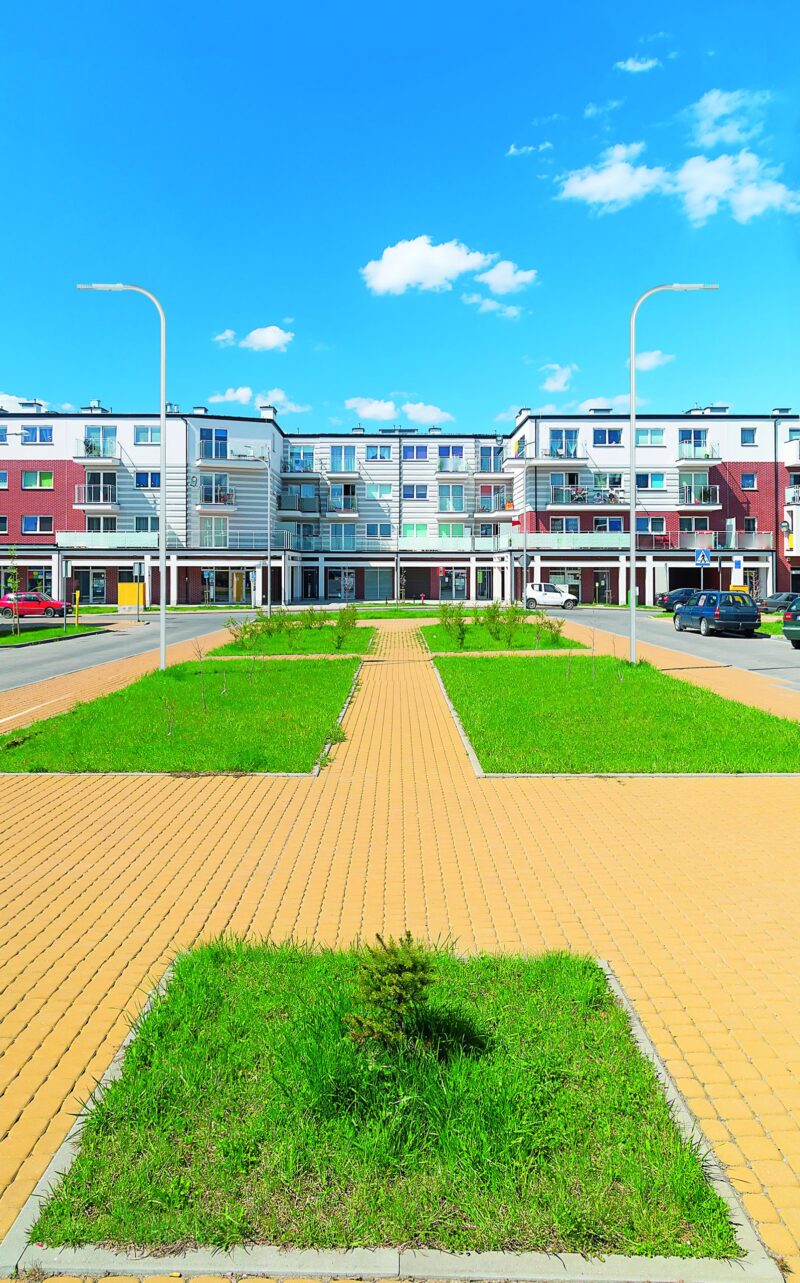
[74,589,80,629]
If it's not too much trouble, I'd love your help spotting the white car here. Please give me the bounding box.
[524,582,578,610]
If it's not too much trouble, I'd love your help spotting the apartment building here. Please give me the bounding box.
[1,400,798,607]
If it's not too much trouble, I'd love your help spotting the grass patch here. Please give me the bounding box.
[210,625,375,656]
[30,940,737,1257]
[435,654,800,773]
[0,659,357,773]
[0,624,104,647]
[423,622,581,652]
[756,619,784,636]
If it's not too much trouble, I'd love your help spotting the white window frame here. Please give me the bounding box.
[366,444,391,461]
[134,424,161,445]
[21,469,54,489]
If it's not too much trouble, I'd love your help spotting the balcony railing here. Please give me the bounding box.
[328,495,358,513]
[476,459,508,474]
[74,484,118,504]
[198,443,228,460]
[680,485,720,505]
[284,458,316,473]
[786,486,800,504]
[75,437,119,460]
[56,531,160,550]
[437,458,468,472]
[677,442,720,460]
[198,488,236,506]
[477,494,515,512]
[550,485,626,505]
[543,444,584,460]
[278,494,320,513]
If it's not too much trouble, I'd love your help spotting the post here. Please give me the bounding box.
[267,449,272,616]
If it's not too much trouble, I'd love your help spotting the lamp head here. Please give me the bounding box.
[76,283,127,291]
[670,283,719,291]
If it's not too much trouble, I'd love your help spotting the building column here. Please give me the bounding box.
[317,555,325,602]
[645,555,655,606]
[469,555,477,602]
[492,559,502,601]
[531,555,541,585]
[253,562,264,608]
[283,555,290,606]
[618,555,627,606]
[169,554,178,606]
[506,551,514,602]
[143,554,152,608]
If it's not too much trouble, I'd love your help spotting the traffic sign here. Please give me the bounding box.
[695,548,712,567]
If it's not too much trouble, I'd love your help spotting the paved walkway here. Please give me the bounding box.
[2,621,800,1272]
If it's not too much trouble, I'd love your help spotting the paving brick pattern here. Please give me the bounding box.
[2,620,800,1271]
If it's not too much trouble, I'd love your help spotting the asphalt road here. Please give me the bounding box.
[0,613,242,694]
[573,606,800,693]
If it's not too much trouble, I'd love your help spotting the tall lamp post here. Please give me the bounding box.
[77,283,168,669]
[628,283,718,663]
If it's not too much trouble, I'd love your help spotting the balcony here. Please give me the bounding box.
[281,458,319,477]
[278,493,320,517]
[550,485,626,507]
[195,487,237,513]
[56,531,159,550]
[677,442,720,464]
[325,495,359,520]
[474,464,514,480]
[476,495,516,519]
[678,485,721,508]
[786,486,800,504]
[437,457,469,473]
[73,438,121,465]
[74,484,119,509]
[196,448,267,471]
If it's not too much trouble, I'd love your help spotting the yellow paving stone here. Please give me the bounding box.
[2,618,800,1260]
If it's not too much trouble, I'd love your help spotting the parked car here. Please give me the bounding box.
[782,600,800,649]
[655,586,696,612]
[758,591,800,613]
[0,591,68,618]
[673,590,760,637]
[524,582,577,610]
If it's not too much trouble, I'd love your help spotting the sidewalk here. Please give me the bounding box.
[1,620,800,1270]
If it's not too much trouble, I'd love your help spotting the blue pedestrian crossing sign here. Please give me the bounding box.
[695,548,712,567]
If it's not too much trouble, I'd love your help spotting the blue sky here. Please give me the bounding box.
[1,0,799,432]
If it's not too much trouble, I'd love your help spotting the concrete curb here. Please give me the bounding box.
[0,958,781,1282]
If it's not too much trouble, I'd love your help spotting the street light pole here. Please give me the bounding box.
[77,283,168,669]
[628,283,718,664]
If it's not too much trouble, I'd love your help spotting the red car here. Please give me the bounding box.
[0,591,68,618]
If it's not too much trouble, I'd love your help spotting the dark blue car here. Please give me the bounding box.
[673,590,761,637]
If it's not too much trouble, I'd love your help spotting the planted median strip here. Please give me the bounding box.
[0,624,105,647]
[29,940,738,1257]
[435,654,800,773]
[0,658,358,773]
[211,604,375,656]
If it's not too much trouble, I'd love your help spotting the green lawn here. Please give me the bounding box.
[210,625,375,656]
[354,606,443,619]
[0,624,104,647]
[422,622,581,652]
[435,654,800,773]
[30,941,738,1257]
[0,660,358,773]
[757,618,785,636]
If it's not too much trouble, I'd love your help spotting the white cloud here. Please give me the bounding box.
[239,325,294,352]
[689,88,770,149]
[213,328,236,347]
[540,363,578,393]
[402,400,454,425]
[534,404,560,414]
[344,396,397,420]
[462,292,522,320]
[361,234,493,294]
[578,395,631,411]
[634,349,675,371]
[255,387,312,415]
[674,149,800,224]
[558,142,668,211]
[615,56,661,73]
[475,259,537,295]
[208,386,253,405]
[584,99,623,119]
[506,141,553,156]
[0,392,38,412]
[494,404,520,422]
[59,402,77,412]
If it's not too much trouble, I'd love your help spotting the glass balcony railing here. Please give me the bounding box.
[550,485,625,505]
[284,457,316,473]
[677,441,720,460]
[278,493,320,513]
[477,494,515,512]
[328,495,358,512]
[75,437,119,459]
[198,487,236,506]
[198,442,228,460]
[437,457,468,472]
[785,486,800,504]
[680,485,720,504]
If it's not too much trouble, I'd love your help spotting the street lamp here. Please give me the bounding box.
[77,283,168,669]
[628,283,718,663]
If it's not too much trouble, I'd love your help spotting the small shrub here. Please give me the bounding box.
[346,932,436,1049]
[482,600,502,641]
[451,602,467,649]
[500,602,526,647]
[438,600,454,633]
[333,603,357,651]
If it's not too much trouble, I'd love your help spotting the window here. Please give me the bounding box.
[594,471,623,490]
[679,428,708,447]
[86,516,117,533]
[636,516,666,533]
[0,471,6,488]
[479,445,503,471]
[329,482,356,512]
[742,472,756,490]
[478,523,499,537]
[402,483,427,500]
[635,428,664,446]
[21,470,53,489]
[366,444,391,461]
[550,517,579,533]
[365,482,391,500]
[200,427,228,460]
[741,427,756,446]
[744,517,757,532]
[438,445,463,458]
[330,445,356,471]
[402,444,427,460]
[0,517,6,534]
[789,428,800,443]
[21,425,53,445]
[329,523,356,551]
[402,522,427,537]
[83,425,117,457]
[438,484,464,511]
[0,427,6,444]
[593,427,622,446]
[550,428,579,458]
[134,425,160,445]
[679,516,709,531]
[21,515,54,534]
[594,516,624,532]
[136,471,160,488]
[135,516,159,532]
[438,522,464,537]
[636,472,665,489]
[479,485,511,511]
[199,472,231,504]
[200,516,227,547]
[366,522,392,538]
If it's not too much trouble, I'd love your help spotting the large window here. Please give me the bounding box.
[635,472,665,489]
[329,482,356,512]
[549,428,579,458]
[366,444,391,461]
[594,516,624,532]
[84,425,117,457]
[0,427,6,444]
[438,522,464,537]
[679,516,709,531]
[438,483,464,511]
[635,428,664,446]
[136,471,161,488]
[0,517,6,533]
[402,444,427,460]
[21,515,54,534]
[21,425,53,445]
[366,522,391,538]
[135,424,161,445]
[402,522,427,537]
[593,427,622,446]
[550,517,579,533]
[135,515,159,532]
[636,516,665,533]
[402,483,427,499]
[365,482,391,500]
[21,470,53,489]
[330,445,356,471]
[199,472,230,503]
[329,523,356,551]
[87,516,117,533]
[200,426,228,460]
[679,428,707,448]
[479,445,503,472]
[200,516,227,547]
